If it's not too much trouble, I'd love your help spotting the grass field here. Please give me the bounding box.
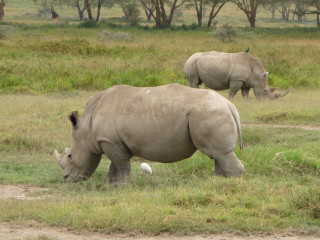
[0,92,320,234]
[0,25,319,94]
[0,0,320,237]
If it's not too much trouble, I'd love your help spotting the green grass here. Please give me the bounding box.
[0,23,319,94]
[0,92,319,235]
[0,151,319,234]
[0,1,320,236]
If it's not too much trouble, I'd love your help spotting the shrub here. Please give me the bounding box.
[213,24,237,42]
[78,21,98,28]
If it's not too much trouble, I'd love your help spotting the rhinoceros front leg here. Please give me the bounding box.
[241,87,250,99]
[101,142,132,185]
[190,81,200,88]
[108,160,131,185]
[186,74,201,88]
[107,161,118,183]
[229,80,244,99]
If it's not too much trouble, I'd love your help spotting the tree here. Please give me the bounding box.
[84,0,114,23]
[309,0,320,26]
[230,0,262,28]
[292,1,308,21]
[187,0,204,26]
[42,0,87,21]
[275,0,292,21]
[0,0,5,21]
[119,0,141,25]
[141,0,155,21]
[300,0,320,26]
[139,0,188,27]
[84,0,99,22]
[186,0,227,27]
[206,0,228,27]
[261,0,277,19]
[56,0,87,20]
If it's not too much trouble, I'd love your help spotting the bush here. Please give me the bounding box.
[78,21,98,28]
[213,24,237,42]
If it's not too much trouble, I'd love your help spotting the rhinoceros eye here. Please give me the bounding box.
[67,153,72,158]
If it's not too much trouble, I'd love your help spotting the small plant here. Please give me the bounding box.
[213,24,237,42]
[78,21,98,28]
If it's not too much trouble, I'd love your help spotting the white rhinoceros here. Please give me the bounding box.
[54,84,244,184]
[184,51,290,100]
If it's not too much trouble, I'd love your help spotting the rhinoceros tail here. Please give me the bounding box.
[227,102,243,149]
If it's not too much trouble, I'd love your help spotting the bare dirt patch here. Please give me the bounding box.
[0,184,49,200]
[1,172,320,240]
[0,222,320,240]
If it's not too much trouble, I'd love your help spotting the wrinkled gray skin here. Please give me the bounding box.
[184,51,290,100]
[54,84,244,185]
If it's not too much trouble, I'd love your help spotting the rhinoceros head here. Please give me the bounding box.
[54,111,101,182]
[253,72,290,100]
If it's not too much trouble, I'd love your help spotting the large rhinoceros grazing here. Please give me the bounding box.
[184,51,290,100]
[54,84,244,185]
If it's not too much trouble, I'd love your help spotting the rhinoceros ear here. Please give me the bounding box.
[262,72,270,77]
[69,111,79,129]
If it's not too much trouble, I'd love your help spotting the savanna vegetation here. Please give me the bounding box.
[0,0,319,238]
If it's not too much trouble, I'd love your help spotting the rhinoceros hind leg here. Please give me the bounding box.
[214,152,244,177]
[107,161,118,184]
[214,159,225,177]
[189,112,244,177]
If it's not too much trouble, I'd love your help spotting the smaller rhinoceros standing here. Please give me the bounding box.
[54,84,244,185]
[184,51,290,100]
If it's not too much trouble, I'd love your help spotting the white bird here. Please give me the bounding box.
[140,163,152,174]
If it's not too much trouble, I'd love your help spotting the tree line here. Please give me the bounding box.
[0,0,319,28]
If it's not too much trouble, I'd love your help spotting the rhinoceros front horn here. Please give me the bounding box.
[275,87,291,99]
[54,150,64,169]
